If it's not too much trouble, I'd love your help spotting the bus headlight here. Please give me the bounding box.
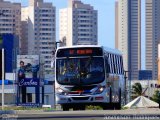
[57,88,63,93]
[94,86,105,94]
[56,88,67,95]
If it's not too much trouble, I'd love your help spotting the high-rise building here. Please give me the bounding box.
[0,0,21,46]
[116,0,141,80]
[115,1,119,49]
[146,0,160,80]
[59,0,98,46]
[21,0,56,73]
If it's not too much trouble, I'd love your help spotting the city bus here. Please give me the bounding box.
[54,45,125,110]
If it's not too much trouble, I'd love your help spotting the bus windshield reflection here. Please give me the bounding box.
[56,57,105,85]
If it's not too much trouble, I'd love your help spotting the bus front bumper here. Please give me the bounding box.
[56,94,109,104]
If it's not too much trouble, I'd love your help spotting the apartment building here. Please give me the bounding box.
[21,0,56,73]
[0,0,21,48]
[59,0,98,46]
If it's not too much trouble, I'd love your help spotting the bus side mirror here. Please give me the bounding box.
[51,60,55,68]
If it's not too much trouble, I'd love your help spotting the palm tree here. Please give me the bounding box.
[151,90,160,103]
[131,82,143,99]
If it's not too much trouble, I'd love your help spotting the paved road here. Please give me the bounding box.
[1,108,160,120]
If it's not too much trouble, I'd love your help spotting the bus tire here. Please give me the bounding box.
[114,103,121,110]
[118,103,121,110]
[114,88,121,110]
[79,105,85,110]
[73,106,79,111]
[102,106,107,110]
[102,103,114,110]
[62,104,69,111]
[73,105,85,111]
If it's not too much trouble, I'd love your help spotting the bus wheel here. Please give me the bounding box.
[102,104,108,110]
[62,104,69,111]
[114,103,121,110]
[102,103,113,110]
[73,106,79,111]
[79,105,85,110]
[73,105,85,111]
[102,106,107,110]
[114,88,121,110]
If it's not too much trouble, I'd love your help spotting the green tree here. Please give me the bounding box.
[151,90,160,103]
[131,82,143,99]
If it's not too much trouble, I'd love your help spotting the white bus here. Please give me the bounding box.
[55,45,125,110]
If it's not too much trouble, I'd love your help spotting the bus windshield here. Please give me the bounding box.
[56,57,105,85]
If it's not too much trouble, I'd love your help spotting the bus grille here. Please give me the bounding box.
[72,97,89,100]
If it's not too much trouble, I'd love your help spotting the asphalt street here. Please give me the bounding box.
[1,108,160,120]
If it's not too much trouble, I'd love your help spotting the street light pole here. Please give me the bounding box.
[148,76,150,98]
[124,70,129,104]
[2,48,4,110]
[1,11,5,110]
[55,41,62,49]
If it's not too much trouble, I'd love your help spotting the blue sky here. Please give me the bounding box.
[8,0,145,69]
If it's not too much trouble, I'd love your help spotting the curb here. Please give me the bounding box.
[15,110,44,114]
[0,110,15,114]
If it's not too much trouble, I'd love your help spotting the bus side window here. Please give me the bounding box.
[120,56,124,74]
[105,58,110,74]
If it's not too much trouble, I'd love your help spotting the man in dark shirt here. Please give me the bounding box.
[18,61,25,80]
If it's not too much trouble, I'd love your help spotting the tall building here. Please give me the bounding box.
[0,0,21,46]
[116,0,141,80]
[59,0,98,46]
[146,0,160,80]
[21,0,56,73]
[115,1,119,49]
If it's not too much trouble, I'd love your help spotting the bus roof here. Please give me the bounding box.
[56,45,122,55]
[57,45,102,49]
[103,47,122,55]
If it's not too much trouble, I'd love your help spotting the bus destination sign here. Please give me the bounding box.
[56,47,103,57]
